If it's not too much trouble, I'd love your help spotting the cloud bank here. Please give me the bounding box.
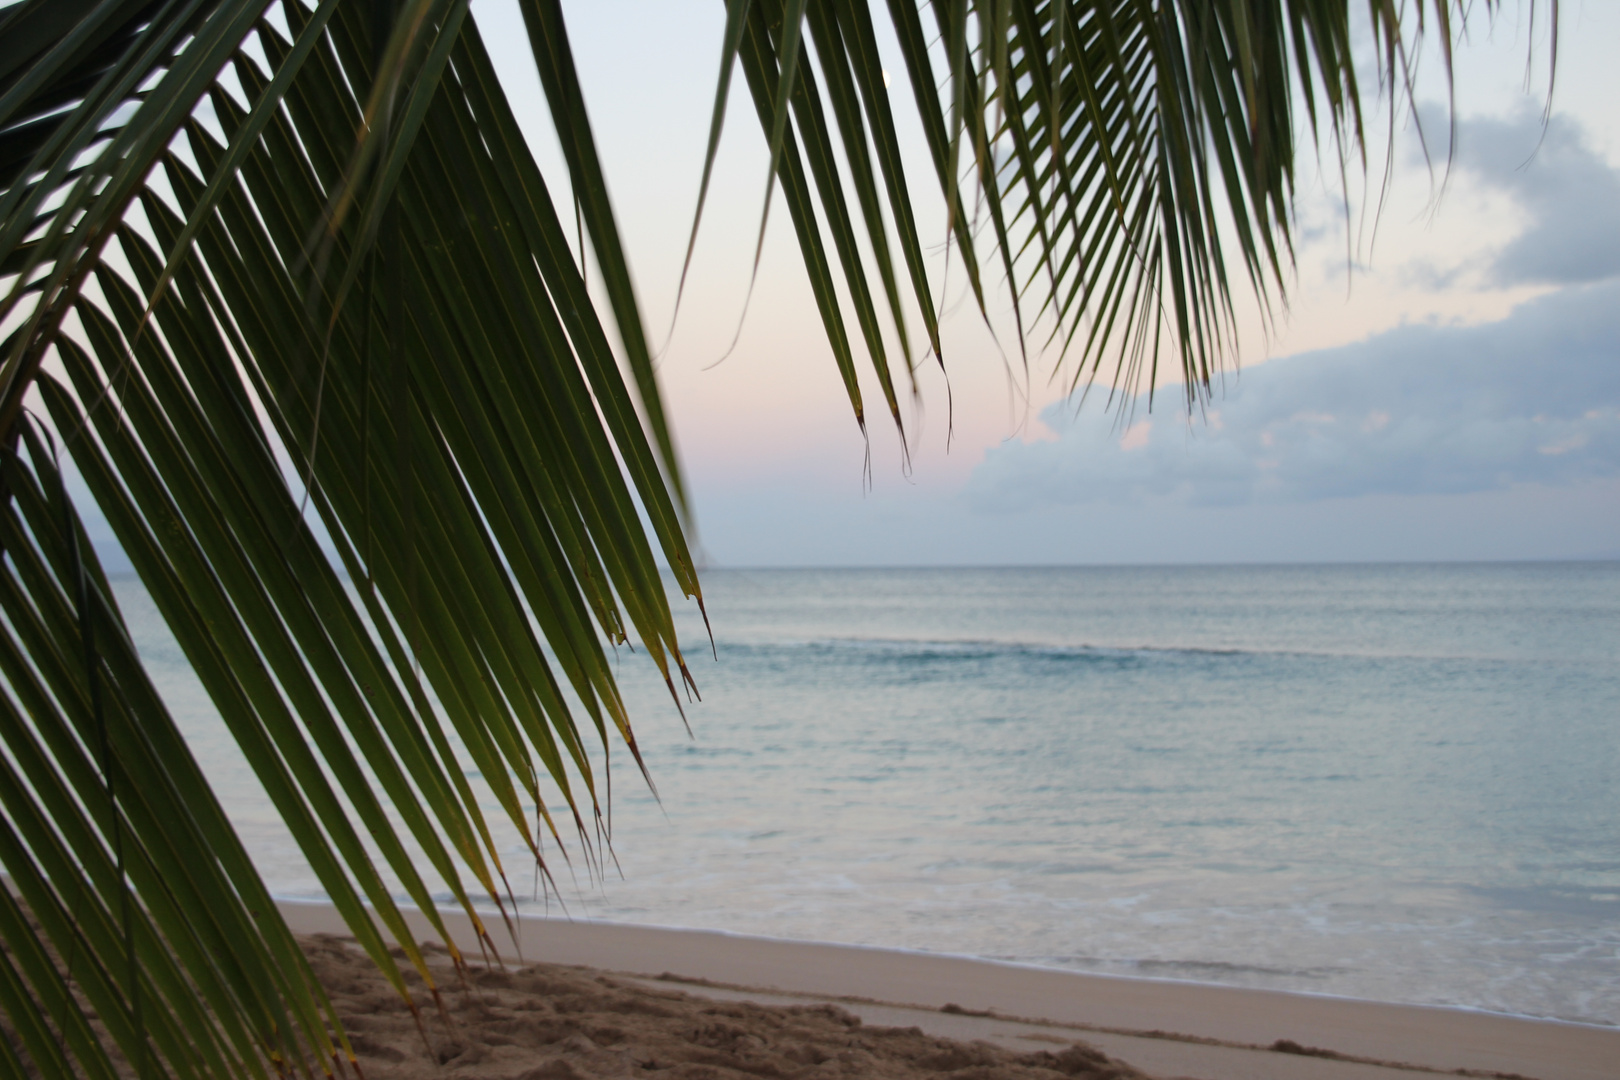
[968,109,1620,516]
[1444,110,1620,287]
[967,280,1620,511]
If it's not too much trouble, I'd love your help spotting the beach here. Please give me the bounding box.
[280,900,1620,1080]
[99,563,1620,1076]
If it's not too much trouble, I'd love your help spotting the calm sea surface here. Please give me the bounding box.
[114,563,1620,1025]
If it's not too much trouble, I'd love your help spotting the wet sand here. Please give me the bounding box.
[279,901,1620,1080]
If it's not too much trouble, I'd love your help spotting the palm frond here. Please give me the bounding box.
[0,424,350,1078]
[699,0,1545,417]
[2,0,700,1074]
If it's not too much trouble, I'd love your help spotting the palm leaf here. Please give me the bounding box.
[0,425,350,1077]
[2,0,701,1074]
[702,0,1539,417]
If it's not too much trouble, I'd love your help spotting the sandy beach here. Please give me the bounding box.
[278,901,1620,1080]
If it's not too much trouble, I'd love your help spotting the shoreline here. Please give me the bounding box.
[276,896,1617,1032]
[278,898,1620,1080]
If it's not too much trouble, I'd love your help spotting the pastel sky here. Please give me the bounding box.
[63,3,1618,570]
[472,0,1620,567]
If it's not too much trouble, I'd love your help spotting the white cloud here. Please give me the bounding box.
[966,280,1620,512]
[1441,110,1620,287]
[1118,420,1152,451]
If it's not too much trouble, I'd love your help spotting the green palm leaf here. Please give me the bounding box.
[3,0,701,1074]
[704,0,1538,415]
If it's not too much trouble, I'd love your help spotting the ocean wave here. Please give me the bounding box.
[687,632,1617,667]
[1026,955,1351,980]
[698,635,1458,665]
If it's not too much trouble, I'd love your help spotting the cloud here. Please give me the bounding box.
[1442,110,1620,286]
[966,280,1620,511]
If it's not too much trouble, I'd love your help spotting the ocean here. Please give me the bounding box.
[114,563,1620,1026]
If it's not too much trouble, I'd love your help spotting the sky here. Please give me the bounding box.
[57,2,1618,570]
[466,0,1620,568]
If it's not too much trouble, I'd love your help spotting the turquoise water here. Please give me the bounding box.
[115,563,1620,1025]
